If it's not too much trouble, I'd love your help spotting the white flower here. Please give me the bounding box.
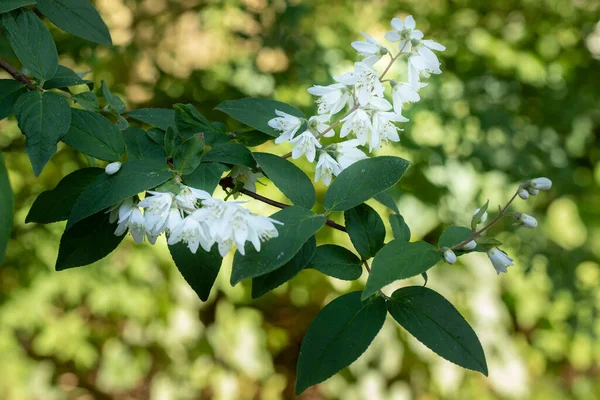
[229,166,263,194]
[443,249,457,264]
[314,152,342,186]
[473,207,488,224]
[166,208,184,233]
[518,188,530,200]
[516,213,538,228]
[527,188,539,196]
[168,216,212,254]
[307,114,331,137]
[407,53,442,87]
[529,177,552,190]
[105,161,122,175]
[245,213,282,253]
[268,110,304,144]
[334,62,384,106]
[138,191,175,236]
[113,200,145,244]
[290,131,322,162]
[369,97,407,152]
[391,81,420,113]
[335,139,368,169]
[462,240,477,251]
[384,15,423,50]
[487,247,514,275]
[340,108,371,145]
[351,31,387,66]
[175,186,211,213]
[307,83,352,116]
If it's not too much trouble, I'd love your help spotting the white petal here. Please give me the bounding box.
[404,15,416,29]
[390,17,404,30]
[422,39,446,51]
[385,30,401,42]
[411,30,424,40]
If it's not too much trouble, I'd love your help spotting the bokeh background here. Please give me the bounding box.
[1,0,600,399]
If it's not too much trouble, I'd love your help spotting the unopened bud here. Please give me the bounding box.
[518,188,530,200]
[527,187,539,196]
[530,177,552,190]
[443,248,457,264]
[105,161,122,175]
[516,212,538,228]
[474,208,488,224]
[410,38,420,47]
[462,240,477,251]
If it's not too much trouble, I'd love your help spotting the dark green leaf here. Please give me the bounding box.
[116,115,128,131]
[72,91,99,112]
[100,81,126,114]
[216,98,305,138]
[26,167,103,224]
[296,292,386,395]
[305,245,362,281]
[164,126,179,157]
[374,191,399,214]
[123,127,166,162]
[13,91,71,176]
[344,203,385,259]
[0,0,36,13]
[324,156,410,212]
[390,214,411,242]
[251,236,316,299]
[235,130,272,147]
[183,162,229,193]
[146,128,164,146]
[253,152,315,209]
[0,153,14,264]
[56,211,124,270]
[1,9,58,81]
[174,134,205,174]
[471,200,489,230]
[230,206,325,285]
[67,159,172,229]
[174,103,227,145]
[168,242,223,301]
[43,65,90,89]
[362,241,441,300]
[203,143,256,169]
[387,286,488,375]
[0,79,26,120]
[63,108,126,161]
[36,0,112,45]
[124,108,175,131]
[438,226,480,253]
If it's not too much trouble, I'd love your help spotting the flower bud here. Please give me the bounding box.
[410,37,420,47]
[462,240,477,251]
[518,188,529,200]
[516,212,538,228]
[443,248,457,264]
[530,177,552,190]
[473,208,488,224]
[105,161,122,175]
[527,187,539,196]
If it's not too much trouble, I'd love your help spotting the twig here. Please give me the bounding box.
[0,57,39,90]
[362,259,371,273]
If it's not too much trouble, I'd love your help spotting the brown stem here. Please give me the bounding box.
[0,57,39,90]
[219,177,347,232]
[362,259,371,273]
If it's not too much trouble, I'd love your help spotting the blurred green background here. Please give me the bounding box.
[1,0,600,399]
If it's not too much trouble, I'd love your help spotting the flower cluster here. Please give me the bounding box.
[267,15,445,186]
[107,183,282,257]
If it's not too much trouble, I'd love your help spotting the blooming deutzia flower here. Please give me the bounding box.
[268,110,304,144]
[175,186,211,213]
[138,191,175,236]
[335,139,368,169]
[334,62,384,106]
[290,131,322,162]
[114,205,145,244]
[384,15,423,50]
[314,152,342,186]
[307,114,331,137]
[167,216,212,254]
[340,108,371,145]
[107,197,134,224]
[407,53,442,87]
[351,31,388,66]
[390,80,420,113]
[166,208,184,233]
[229,166,263,196]
[487,247,514,275]
[307,84,352,117]
[369,97,407,152]
[245,213,283,253]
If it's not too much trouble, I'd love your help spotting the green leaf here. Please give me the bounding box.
[67,159,172,230]
[0,79,26,120]
[374,191,399,214]
[438,226,481,253]
[471,200,489,230]
[63,108,126,162]
[323,156,410,212]
[183,162,229,193]
[36,0,112,45]
[146,128,164,146]
[100,81,126,114]
[296,292,386,395]
[230,206,325,285]
[202,143,256,169]
[174,134,205,174]
[168,242,223,301]
[13,91,71,176]
[124,108,175,131]
[251,236,316,299]
[344,203,385,259]
[1,9,58,81]
[56,211,124,270]
[174,103,226,145]
[362,241,441,300]
[0,153,14,264]
[216,98,305,138]
[305,245,362,281]
[26,167,103,224]
[0,0,36,14]
[72,92,99,112]
[390,214,411,242]
[122,127,166,162]
[387,286,488,375]
[116,115,129,131]
[253,152,315,209]
[43,65,90,89]
[235,130,272,147]
[164,126,179,157]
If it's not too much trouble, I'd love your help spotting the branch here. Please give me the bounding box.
[0,57,38,90]
[219,177,347,232]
